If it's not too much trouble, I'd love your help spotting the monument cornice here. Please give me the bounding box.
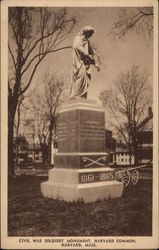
[58,99,105,113]
[55,152,108,156]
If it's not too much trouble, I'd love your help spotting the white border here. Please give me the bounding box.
[1,0,158,249]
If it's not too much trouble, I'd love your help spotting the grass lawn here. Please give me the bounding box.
[8,176,152,236]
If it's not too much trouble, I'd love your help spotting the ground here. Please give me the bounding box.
[8,174,152,236]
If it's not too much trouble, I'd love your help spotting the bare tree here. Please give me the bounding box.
[37,121,49,164]
[99,65,152,165]
[29,91,50,164]
[110,7,153,41]
[8,7,76,175]
[14,94,25,138]
[30,73,67,164]
[14,94,25,163]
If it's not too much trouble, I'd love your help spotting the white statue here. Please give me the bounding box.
[70,26,100,99]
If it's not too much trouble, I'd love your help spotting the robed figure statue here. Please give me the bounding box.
[70,26,100,99]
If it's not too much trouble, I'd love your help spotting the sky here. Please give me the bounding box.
[29,7,153,103]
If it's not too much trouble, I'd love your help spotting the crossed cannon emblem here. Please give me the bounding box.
[82,156,107,167]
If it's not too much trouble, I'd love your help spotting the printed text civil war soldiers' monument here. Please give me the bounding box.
[41,26,123,202]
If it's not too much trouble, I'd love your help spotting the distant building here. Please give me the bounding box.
[105,130,116,164]
[137,107,153,164]
[105,130,135,166]
[13,136,28,165]
[137,130,153,163]
[28,144,43,163]
[115,147,135,166]
[16,144,28,165]
[113,108,153,166]
[114,129,153,166]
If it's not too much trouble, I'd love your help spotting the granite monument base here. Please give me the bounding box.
[41,167,123,203]
[41,98,123,202]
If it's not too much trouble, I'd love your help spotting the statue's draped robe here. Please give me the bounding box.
[70,33,92,98]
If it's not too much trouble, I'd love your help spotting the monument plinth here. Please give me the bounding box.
[41,99,123,202]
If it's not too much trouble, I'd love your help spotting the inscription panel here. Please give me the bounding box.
[79,109,105,152]
[79,110,105,152]
[79,171,114,184]
[56,108,106,152]
[57,110,78,152]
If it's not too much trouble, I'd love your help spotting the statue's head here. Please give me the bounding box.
[82,26,95,38]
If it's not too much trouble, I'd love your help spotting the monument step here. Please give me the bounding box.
[41,180,123,203]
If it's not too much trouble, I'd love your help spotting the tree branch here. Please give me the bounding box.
[21,46,72,76]
[137,7,153,16]
[23,26,59,63]
[20,55,45,95]
[8,43,16,70]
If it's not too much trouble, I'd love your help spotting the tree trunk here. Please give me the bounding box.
[48,138,52,165]
[8,117,15,176]
[48,121,53,165]
[134,148,139,166]
[41,143,48,164]
[129,154,132,166]
[8,97,17,176]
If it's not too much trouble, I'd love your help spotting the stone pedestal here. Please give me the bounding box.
[41,99,123,202]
